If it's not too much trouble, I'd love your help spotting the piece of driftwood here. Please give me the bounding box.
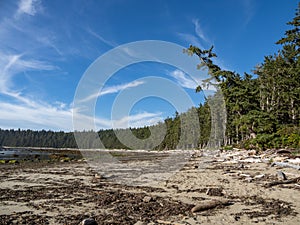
[156,220,172,224]
[264,176,300,188]
[277,171,287,180]
[156,220,182,225]
[276,149,292,154]
[191,200,232,213]
[271,162,300,170]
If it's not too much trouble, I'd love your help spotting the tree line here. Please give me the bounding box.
[187,3,300,149]
[0,3,299,150]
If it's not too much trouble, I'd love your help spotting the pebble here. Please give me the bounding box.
[143,196,152,203]
[81,218,98,225]
[94,174,102,179]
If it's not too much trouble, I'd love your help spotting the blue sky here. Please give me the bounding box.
[0,0,297,131]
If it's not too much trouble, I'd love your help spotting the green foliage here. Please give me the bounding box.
[222,145,233,151]
[0,4,299,151]
[187,3,300,150]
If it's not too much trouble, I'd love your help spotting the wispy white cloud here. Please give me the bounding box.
[0,51,67,131]
[16,0,41,16]
[0,99,72,131]
[86,27,116,47]
[0,52,57,92]
[111,112,163,129]
[178,19,212,48]
[36,35,63,56]
[177,33,204,48]
[0,88,165,131]
[169,69,216,92]
[101,80,144,96]
[79,80,145,103]
[192,19,210,44]
[169,69,198,89]
[0,91,163,131]
[241,0,255,26]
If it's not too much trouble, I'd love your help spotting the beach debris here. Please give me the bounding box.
[239,158,262,163]
[143,196,152,203]
[239,173,251,178]
[80,218,98,225]
[254,174,265,179]
[206,187,224,196]
[94,173,102,179]
[271,162,300,170]
[247,150,257,156]
[156,219,185,225]
[191,199,232,213]
[244,177,253,182]
[288,158,300,164]
[237,163,245,169]
[272,156,288,162]
[277,171,287,180]
[264,176,300,188]
[276,149,292,154]
[156,219,173,224]
[134,221,147,225]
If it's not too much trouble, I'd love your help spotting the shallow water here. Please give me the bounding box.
[0,147,81,161]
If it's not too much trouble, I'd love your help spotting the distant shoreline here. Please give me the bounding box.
[1,146,80,151]
[1,146,202,153]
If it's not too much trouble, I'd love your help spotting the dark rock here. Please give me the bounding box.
[81,218,98,225]
[206,187,224,196]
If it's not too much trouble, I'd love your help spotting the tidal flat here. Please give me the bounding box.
[0,148,300,224]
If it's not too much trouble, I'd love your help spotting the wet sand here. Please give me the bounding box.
[0,149,299,224]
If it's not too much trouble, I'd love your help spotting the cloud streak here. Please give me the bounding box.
[169,69,198,89]
[111,112,163,129]
[0,52,57,92]
[178,19,211,48]
[79,80,145,103]
[0,99,72,131]
[0,94,163,131]
[192,19,209,44]
[169,69,216,92]
[177,33,204,49]
[241,0,255,26]
[86,27,116,47]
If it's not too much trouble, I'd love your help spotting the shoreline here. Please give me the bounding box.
[0,149,300,224]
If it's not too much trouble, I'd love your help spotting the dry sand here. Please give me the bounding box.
[0,149,299,224]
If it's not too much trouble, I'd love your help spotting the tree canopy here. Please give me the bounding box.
[0,3,299,150]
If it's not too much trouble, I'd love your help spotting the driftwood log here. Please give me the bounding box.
[264,176,300,188]
[271,162,300,170]
[191,200,232,213]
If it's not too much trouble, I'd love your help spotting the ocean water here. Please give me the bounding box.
[0,147,81,161]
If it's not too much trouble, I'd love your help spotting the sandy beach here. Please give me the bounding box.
[0,149,300,225]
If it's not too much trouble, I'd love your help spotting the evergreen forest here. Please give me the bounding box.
[1,4,299,150]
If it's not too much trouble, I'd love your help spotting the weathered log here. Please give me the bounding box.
[271,162,300,170]
[276,149,292,154]
[191,200,232,213]
[156,220,173,224]
[264,176,300,188]
[156,220,183,225]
